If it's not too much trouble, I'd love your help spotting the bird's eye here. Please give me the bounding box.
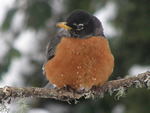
[73,23,84,31]
[77,24,84,30]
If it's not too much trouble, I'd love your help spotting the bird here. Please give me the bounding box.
[43,9,114,91]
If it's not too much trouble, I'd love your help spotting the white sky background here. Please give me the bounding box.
[0,0,149,113]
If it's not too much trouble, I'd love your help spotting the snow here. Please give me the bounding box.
[0,0,15,26]
[10,11,25,32]
[28,109,50,113]
[112,104,125,113]
[51,0,65,14]
[0,57,35,87]
[94,2,118,38]
[128,64,150,76]
[0,30,15,62]
[13,29,38,55]
[0,0,16,61]
[45,103,70,113]
[0,37,10,62]
[0,58,24,87]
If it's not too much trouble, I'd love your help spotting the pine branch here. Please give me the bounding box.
[0,71,150,103]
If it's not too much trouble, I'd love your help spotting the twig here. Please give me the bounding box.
[0,71,150,103]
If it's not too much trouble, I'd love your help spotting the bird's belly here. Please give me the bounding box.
[44,36,114,90]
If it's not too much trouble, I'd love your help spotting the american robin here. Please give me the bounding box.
[43,9,114,91]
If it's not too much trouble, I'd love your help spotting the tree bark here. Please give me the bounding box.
[0,71,150,103]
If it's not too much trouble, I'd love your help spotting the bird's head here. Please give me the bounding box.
[56,9,104,38]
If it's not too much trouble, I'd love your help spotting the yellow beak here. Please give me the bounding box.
[56,22,72,30]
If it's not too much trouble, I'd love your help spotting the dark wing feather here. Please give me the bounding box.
[42,30,69,75]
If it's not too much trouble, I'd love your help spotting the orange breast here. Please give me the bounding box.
[44,36,114,90]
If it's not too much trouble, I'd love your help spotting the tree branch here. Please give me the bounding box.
[0,71,150,103]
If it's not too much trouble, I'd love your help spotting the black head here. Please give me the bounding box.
[57,10,104,38]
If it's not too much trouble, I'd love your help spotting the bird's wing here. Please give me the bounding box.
[42,30,69,75]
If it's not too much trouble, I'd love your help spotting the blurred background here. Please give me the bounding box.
[0,0,150,113]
